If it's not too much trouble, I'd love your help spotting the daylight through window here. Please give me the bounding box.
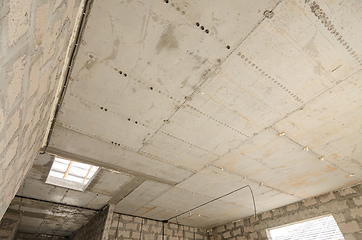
[46,156,99,191]
[268,215,345,240]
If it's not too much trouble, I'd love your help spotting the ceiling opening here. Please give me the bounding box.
[268,215,345,240]
[45,156,99,191]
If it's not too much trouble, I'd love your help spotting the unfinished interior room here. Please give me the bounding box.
[1,0,362,239]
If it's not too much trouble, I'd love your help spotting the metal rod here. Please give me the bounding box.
[166,185,257,222]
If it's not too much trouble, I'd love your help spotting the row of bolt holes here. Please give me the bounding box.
[101,107,140,125]
[163,0,231,49]
[118,70,154,91]
[195,22,209,34]
[111,141,121,146]
[239,54,301,101]
[164,0,185,15]
[195,22,230,50]
[119,71,127,77]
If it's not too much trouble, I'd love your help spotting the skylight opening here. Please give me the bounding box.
[46,156,99,191]
[268,215,345,240]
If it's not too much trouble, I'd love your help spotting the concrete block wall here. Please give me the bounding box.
[69,205,111,240]
[0,0,82,219]
[14,233,66,240]
[0,210,20,240]
[108,213,208,240]
[208,183,362,240]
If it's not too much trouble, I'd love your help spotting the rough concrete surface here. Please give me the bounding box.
[1,0,362,237]
[47,0,362,229]
[0,0,82,219]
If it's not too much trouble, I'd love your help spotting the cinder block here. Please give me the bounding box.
[216,225,225,233]
[118,230,130,238]
[4,136,19,169]
[6,109,21,145]
[7,55,26,107]
[286,203,299,212]
[232,228,241,236]
[43,19,61,63]
[244,225,253,233]
[319,193,335,203]
[121,215,133,221]
[350,207,362,219]
[235,236,247,240]
[338,221,361,234]
[222,232,231,238]
[353,196,362,206]
[303,197,318,207]
[226,222,235,230]
[37,67,51,101]
[0,107,5,134]
[339,187,357,196]
[7,0,31,46]
[151,226,162,233]
[34,2,49,47]
[249,232,258,240]
[27,57,42,100]
[261,211,271,220]
[326,200,348,212]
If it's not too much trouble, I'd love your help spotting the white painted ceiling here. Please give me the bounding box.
[17,0,362,231]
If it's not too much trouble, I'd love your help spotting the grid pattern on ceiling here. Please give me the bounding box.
[49,157,99,184]
[268,215,345,240]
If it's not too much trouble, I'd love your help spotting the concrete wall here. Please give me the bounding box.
[69,205,111,240]
[14,233,66,240]
[108,213,208,240]
[208,183,362,240]
[0,210,21,240]
[0,0,82,219]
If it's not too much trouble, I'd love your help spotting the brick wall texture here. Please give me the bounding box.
[0,0,82,220]
[208,183,362,240]
[0,210,20,240]
[68,204,208,240]
[14,233,66,240]
[108,213,208,240]
[69,205,110,240]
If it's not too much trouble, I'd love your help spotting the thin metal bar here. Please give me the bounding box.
[63,161,73,179]
[82,165,93,183]
[166,185,257,222]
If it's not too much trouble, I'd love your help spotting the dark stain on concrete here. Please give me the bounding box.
[155,25,179,54]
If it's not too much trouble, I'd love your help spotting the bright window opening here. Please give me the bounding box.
[268,215,345,240]
[46,156,99,191]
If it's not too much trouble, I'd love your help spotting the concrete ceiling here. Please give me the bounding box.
[15,0,362,232]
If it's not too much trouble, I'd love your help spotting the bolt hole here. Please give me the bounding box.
[119,71,122,74]
[111,141,114,144]
[135,121,138,124]
[150,87,153,90]
[100,107,103,110]
[118,144,120,146]
[105,109,107,111]
[196,22,200,27]
[165,0,168,3]
[201,26,204,30]
[205,29,209,34]
[128,118,131,121]
[226,45,230,49]
[176,7,180,11]
[124,73,127,77]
